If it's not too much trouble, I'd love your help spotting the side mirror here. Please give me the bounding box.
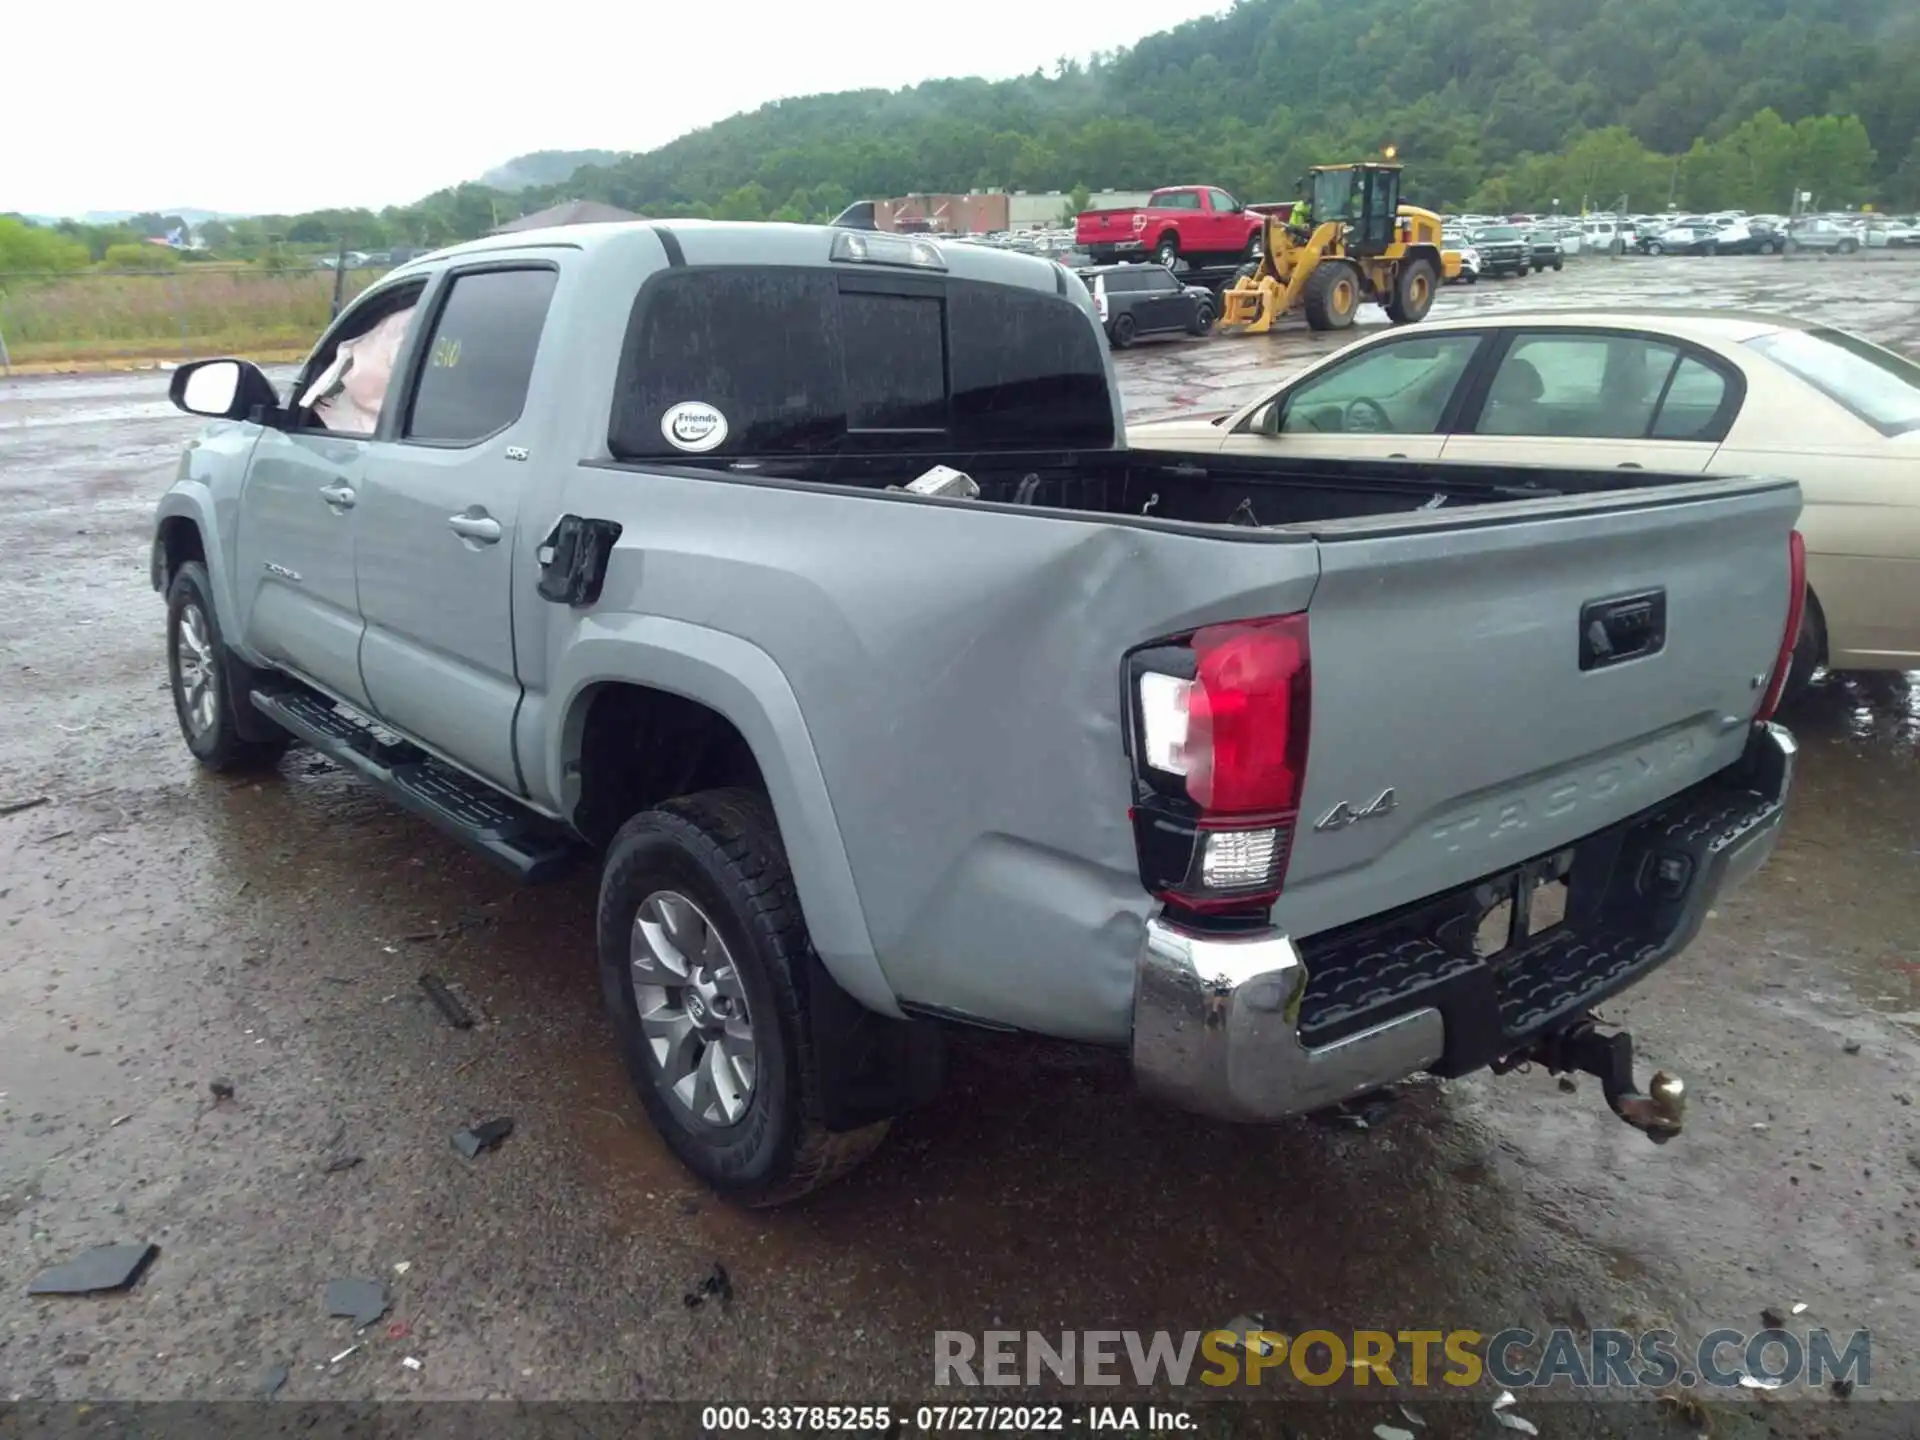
[169,358,281,422]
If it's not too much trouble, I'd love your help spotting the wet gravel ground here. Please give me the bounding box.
[2,255,1918,1433]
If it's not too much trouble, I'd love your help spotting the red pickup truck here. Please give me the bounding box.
[1076,186,1284,268]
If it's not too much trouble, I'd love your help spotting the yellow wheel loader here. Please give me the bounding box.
[1218,163,1462,336]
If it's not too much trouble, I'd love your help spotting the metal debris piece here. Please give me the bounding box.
[1398,1403,1426,1427]
[1792,1302,1809,1315]
[262,1363,289,1398]
[209,1078,235,1102]
[393,1261,411,1275]
[1738,1374,1785,1390]
[1374,1427,1415,1440]
[452,1117,514,1159]
[418,974,475,1029]
[1761,1306,1786,1329]
[0,795,50,817]
[109,1114,131,1128]
[1492,1391,1516,1411]
[683,1261,733,1309]
[1492,1409,1539,1435]
[325,1278,389,1330]
[402,1356,423,1371]
[28,1242,158,1296]
[1216,1317,1279,1355]
[324,1154,363,1174]
[329,1344,361,1366]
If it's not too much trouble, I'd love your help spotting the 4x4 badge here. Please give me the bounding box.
[1315,788,1398,832]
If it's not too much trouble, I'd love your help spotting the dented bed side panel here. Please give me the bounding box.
[540,463,1322,1042]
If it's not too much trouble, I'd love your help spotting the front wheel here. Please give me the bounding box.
[1188,299,1215,336]
[1109,312,1138,349]
[166,561,288,772]
[1384,258,1436,324]
[1647,241,1664,255]
[1302,262,1360,330]
[597,789,890,1206]
[1838,238,1858,255]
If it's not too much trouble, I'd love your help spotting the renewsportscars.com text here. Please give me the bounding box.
[934,1328,1870,1391]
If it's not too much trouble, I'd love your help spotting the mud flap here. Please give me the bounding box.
[806,953,946,1131]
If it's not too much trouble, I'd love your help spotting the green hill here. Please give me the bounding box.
[494,0,1916,220]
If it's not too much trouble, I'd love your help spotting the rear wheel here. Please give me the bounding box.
[165,561,288,773]
[1838,238,1858,255]
[1647,241,1665,256]
[1384,258,1436,324]
[1109,312,1137,349]
[1155,234,1180,270]
[597,789,890,1206]
[1302,262,1361,331]
[1779,590,1826,710]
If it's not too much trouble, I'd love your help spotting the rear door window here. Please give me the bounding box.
[609,268,1113,459]
[404,268,558,444]
[1475,333,1683,439]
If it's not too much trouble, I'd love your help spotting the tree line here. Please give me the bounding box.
[6,0,1916,268]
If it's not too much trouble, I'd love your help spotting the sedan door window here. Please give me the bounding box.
[1475,333,1686,439]
[1269,333,1483,436]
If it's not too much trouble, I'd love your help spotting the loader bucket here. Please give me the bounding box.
[1218,277,1281,335]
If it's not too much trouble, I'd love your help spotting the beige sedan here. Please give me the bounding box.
[1129,311,1920,696]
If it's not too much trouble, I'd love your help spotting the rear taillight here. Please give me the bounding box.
[1128,615,1312,910]
[1755,529,1807,722]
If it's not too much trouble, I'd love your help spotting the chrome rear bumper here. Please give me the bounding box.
[1132,723,1794,1122]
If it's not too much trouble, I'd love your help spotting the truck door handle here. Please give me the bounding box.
[319,482,356,509]
[448,511,502,544]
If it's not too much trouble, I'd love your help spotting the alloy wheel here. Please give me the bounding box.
[630,890,757,1127]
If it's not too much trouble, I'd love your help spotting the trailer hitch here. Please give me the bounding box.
[1515,1017,1686,1143]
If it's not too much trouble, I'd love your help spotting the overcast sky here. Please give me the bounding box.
[11,0,1232,218]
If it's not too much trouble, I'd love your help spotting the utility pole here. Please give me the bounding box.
[330,237,348,319]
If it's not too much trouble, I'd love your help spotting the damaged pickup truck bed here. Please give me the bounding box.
[153,220,1803,1204]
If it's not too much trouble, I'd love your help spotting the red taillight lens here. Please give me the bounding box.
[1755,529,1807,722]
[1185,616,1312,817]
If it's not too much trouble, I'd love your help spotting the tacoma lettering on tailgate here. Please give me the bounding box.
[1429,734,1699,854]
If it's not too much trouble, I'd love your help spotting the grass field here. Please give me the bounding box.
[0,266,385,366]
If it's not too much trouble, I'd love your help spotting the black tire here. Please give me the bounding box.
[597,788,890,1207]
[1647,241,1664,256]
[1232,261,1260,285]
[1188,298,1215,336]
[1301,261,1360,331]
[1838,238,1857,255]
[1384,258,1437,324]
[1779,590,1826,710]
[1109,312,1137,349]
[1462,268,1478,285]
[1552,258,1563,271]
[165,561,288,772]
[1154,234,1180,270]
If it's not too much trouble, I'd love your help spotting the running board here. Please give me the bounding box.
[251,687,576,882]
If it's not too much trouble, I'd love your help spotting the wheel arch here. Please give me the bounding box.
[548,616,898,1018]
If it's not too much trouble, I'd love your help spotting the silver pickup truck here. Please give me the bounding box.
[153,221,1803,1204]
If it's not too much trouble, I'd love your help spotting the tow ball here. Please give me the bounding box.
[1505,1017,1686,1143]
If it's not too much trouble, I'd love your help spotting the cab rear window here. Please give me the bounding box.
[608,268,1115,459]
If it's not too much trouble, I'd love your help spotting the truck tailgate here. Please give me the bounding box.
[1078,210,1139,237]
[1276,477,1800,942]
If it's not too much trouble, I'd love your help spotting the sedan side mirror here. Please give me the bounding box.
[168,358,281,423]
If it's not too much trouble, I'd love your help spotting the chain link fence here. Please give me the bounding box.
[0,265,392,370]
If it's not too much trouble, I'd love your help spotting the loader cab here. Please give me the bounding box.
[1312,164,1402,256]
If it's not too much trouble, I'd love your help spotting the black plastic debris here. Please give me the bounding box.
[683,1261,733,1309]
[28,1242,158,1297]
[210,1077,235,1102]
[452,1117,513,1160]
[1843,1039,1862,1055]
[1762,1306,1786,1329]
[262,1363,290,1399]
[324,1154,363,1174]
[325,1277,389,1330]
[419,974,475,1030]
